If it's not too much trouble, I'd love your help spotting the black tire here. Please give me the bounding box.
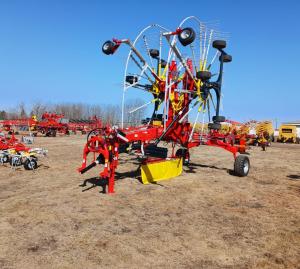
[213,40,226,50]
[196,71,211,81]
[24,158,38,170]
[118,143,129,154]
[149,49,159,58]
[212,116,226,123]
[1,155,9,163]
[161,59,167,68]
[175,148,190,166]
[208,122,221,130]
[102,40,115,55]
[126,75,138,85]
[178,27,195,46]
[234,155,250,177]
[219,54,232,63]
[10,156,22,166]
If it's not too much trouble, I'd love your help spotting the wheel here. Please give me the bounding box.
[196,71,211,81]
[234,155,250,177]
[125,75,138,85]
[178,27,196,46]
[87,128,104,142]
[208,122,221,130]
[102,40,115,55]
[10,156,22,167]
[175,148,190,165]
[219,54,232,63]
[213,40,226,50]
[212,116,226,123]
[23,158,38,170]
[1,154,9,163]
[149,49,159,58]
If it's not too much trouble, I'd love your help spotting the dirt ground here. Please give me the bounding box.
[0,135,299,269]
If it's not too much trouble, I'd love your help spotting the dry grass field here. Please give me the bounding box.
[0,135,299,269]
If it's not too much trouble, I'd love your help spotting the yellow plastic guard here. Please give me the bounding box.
[141,158,183,184]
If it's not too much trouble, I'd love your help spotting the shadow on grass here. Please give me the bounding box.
[79,168,142,194]
[185,162,234,175]
[287,174,300,180]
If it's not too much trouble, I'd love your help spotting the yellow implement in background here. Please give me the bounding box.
[141,158,183,184]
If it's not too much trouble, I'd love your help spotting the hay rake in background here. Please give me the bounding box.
[78,16,251,194]
[0,113,102,137]
[0,132,47,170]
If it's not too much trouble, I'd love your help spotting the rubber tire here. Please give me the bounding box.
[10,156,22,166]
[208,122,221,130]
[196,71,211,81]
[175,148,190,166]
[213,40,226,50]
[1,155,9,163]
[161,59,167,68]
[219,54,232,63]
[24,158,38,170]
[126,75,138,84]
[212,116,226,123]
[149,49,159,58]
[234,155,250,177]
[178,27,196,46]
[102,40,115,55]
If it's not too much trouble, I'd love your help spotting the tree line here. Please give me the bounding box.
[0,99,146,127]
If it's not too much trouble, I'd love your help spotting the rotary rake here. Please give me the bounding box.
[78,16,250,194]
[0,133,47,170]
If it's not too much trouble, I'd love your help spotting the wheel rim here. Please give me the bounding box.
[28,160,35,169]
[180,29,190,39]
[243,160,249,174]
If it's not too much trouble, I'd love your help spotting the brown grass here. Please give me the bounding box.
[0,135,299,269]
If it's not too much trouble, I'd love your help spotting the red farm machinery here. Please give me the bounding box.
[78,16,251,194]
[1,113,102,137]
[0,132,47,170]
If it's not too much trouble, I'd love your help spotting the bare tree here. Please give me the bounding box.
[18,102,27,119]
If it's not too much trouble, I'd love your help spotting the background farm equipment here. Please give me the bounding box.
[67,116,102,134]
[0,113,102,137]
[78,16,251,194]
[278,124,300,143]
[0,132,47,170]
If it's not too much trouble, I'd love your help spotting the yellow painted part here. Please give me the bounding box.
[152,120,162,126]
[255,121,274,136]
[279,125,297,142]
[141,158,183,184]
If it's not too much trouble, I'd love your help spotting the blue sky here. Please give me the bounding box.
[0,0,299,123]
